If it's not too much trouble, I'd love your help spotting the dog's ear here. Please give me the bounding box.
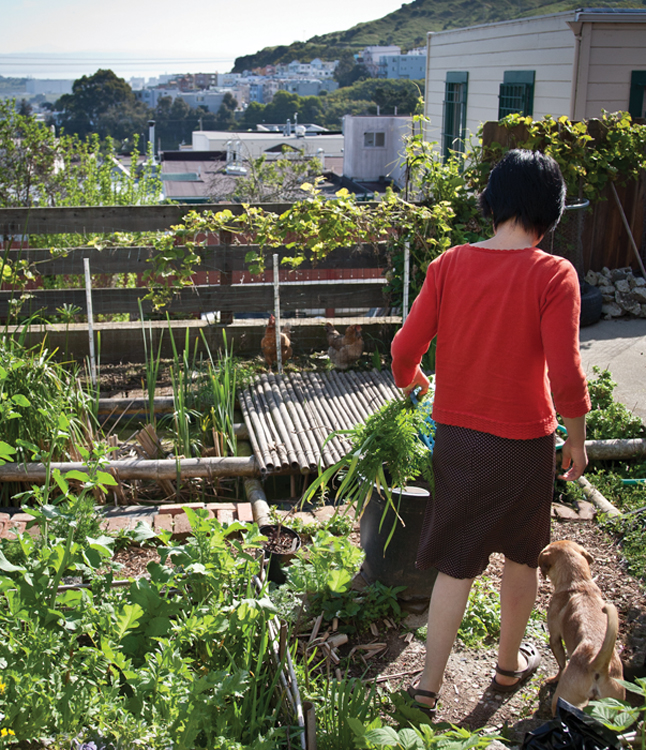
[538,547,553,578]
[581,547,594,565]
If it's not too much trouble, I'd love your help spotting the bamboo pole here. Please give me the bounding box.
[325,371,366,427]
[329,372,370,424]
[241,388,276,473]
[610,182,646,278]
[0,456,259,482]
[271,374,317,471]
[267,374,313,473]
[260,375,302,471]
[338,370,378,418]
[577,476,621,517]
[315,372,357,432]
[302,372,352,455]
[244,477,272,526]
[253,380,289,470]
[585,438,646,460]
[282,375,330,469]
[290,373,345,466]
[238,393,267,476]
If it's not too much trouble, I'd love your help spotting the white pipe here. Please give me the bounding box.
[273,253,283,374]
[83,257,97,386]
[402,241,410,322]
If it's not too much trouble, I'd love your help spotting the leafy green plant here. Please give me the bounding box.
[349,713,502,749]
[584,367,645,440]
[314,677,381,750]
[587,676,646,749]
[0,510,297,748]
[301,394,434,551]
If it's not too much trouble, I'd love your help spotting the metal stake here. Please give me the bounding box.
[273,253,283,374]
[402,241,411,322]
[83,257,97,386]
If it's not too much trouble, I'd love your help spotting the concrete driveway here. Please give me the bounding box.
[579,318,646,422]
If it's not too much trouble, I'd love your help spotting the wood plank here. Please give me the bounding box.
[5,243,388,275]
[0,281,388,317]
[0,201,380,235]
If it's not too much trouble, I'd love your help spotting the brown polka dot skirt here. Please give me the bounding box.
[416,423,555,579]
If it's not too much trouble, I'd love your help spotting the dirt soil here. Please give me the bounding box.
[346,515,646,744]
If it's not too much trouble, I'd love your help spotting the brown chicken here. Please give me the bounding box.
[326,323,363,369]
[261,314,292,368]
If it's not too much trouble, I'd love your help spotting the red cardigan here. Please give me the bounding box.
[391,244,591,440]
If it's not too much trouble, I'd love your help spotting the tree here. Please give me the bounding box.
[55,69,149,141]
[334,50,370,88]
[0,99,63,207]
[213,92,238,131]
[209,151,323,203]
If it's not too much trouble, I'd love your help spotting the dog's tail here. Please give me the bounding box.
[591,603,619,674]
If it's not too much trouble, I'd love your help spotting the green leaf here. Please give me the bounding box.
[365,726,402,747]
[114,603,144,640]
[0,551,25,573]
[11,394,30,407]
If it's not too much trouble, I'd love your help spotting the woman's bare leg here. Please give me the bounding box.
[494,558,539,686]
[413,571,474,705]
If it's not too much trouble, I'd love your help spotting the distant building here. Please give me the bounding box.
[191,128,344,160]
[25,79,73,96]
[282,79,338,97]
[378,49,426,80]
[359,46,402,76]
[342,114,413,191]
[424,9,646,157]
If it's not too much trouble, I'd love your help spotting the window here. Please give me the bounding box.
[498,71,535,119]
[442,72,468,158]
[629,71,646,119]
[364,132,385,147]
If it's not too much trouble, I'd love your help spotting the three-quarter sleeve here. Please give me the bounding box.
[391,261,439,388]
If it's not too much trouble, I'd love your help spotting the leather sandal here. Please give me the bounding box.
[406,683,438,718]
[491,642,541,694]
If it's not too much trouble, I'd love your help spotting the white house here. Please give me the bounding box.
[191,129,344,160]
[423,8,646,156]
[342,115,413,190]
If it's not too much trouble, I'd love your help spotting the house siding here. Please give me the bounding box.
[424,14,576,143]
[582,23,646,118]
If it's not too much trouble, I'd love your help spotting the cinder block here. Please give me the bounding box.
[173,513,193,539]
[235,503,254,523]
[158,503,205,516]
[216,509,235,526]
[102,516,137,533]
[205,502,236,513]
[153,514,174,535]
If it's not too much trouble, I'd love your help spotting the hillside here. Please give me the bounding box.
[232,0,642,72]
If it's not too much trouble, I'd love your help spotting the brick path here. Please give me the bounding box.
[0,502,255,541]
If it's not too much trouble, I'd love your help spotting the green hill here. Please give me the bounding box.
[232,0,642,72]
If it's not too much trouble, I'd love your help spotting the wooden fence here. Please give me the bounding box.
[0,203,390,320]
[0,203,396,362]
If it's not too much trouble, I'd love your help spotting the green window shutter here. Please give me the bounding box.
[442,72,468,158]
[629,71,646,119]
[498,71,535,118]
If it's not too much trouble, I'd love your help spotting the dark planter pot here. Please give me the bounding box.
[360,485,437,603]
[260,524,301,585]
[580,281,603,327]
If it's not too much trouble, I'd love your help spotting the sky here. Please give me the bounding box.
[1,0,407,81]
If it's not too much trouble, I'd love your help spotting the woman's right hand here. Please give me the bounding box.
[402,367,430,397]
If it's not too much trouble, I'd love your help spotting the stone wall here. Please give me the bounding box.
[585,267,646,319]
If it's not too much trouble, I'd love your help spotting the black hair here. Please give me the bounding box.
[479,149,566,237]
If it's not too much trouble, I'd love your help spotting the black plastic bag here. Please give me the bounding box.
[522,698,622,750]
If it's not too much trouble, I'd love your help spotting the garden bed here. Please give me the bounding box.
[266,502,646,745]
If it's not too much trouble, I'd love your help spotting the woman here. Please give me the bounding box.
[390,149,590,717]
